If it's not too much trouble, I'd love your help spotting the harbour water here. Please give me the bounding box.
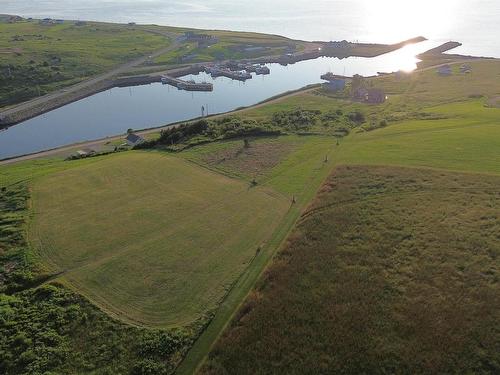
[1,0,499,159]
[0,41,439,159]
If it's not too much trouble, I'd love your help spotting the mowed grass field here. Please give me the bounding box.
[28,152,290,327]
[202,166,500,374]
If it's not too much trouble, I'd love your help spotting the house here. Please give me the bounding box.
[366,88,386,104]
[325,78,346,92]
[321,73,346,92]
[184,32,218,45]
[354,88,386,104]
[437,65,452,76]
[354,88,368,101]
[39,18,55,25]
[126,133,145,147]
[7,15,24,23]
[55,19,64,24]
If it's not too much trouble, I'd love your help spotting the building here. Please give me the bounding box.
[321,72,346,92]
[126,133,145,147]
[353,88,368,101]
[366,88,386,104]
[437,65,452,76]
[184,31,218,45]
[354,88,386,104]
[326,40,351,49]
[39,18,55,25]
[7,15,24,23]
[325,78,346,92]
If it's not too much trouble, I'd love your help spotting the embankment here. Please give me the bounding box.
[0,65,202,129]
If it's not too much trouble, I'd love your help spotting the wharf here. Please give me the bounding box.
[161,75,213,91]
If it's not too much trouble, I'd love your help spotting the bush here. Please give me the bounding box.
[348,110,366,124]
[271,109,320,130]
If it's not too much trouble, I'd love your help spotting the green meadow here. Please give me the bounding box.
[29,152,289,328]
[337,101,500,174]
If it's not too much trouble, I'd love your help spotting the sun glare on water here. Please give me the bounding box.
[361,0,462,43]
[359,0,464,72]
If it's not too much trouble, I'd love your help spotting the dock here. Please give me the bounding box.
[203,65,253,81]
[161,75,213,92]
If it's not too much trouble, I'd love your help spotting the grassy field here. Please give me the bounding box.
[28,152,290,328]
[336,100,500,174]
[195,59,500,373]
[1,131,339,374]
[176,135,338,374]
[2,56,500,374]
[202,166,500,374]
[0,19,171,107]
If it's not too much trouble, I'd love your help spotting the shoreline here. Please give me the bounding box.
[0,33,426,129]
[0,27,480,165]
[0,85,318,165]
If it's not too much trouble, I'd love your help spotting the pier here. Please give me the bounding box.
[161,75,213,92]
[203,65,253,81]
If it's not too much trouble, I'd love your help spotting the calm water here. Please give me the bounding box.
[3,0,500,57]
[0,41,440,159]
[1,1,498,158]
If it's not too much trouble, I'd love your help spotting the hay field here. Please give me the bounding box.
[29,152,289,328]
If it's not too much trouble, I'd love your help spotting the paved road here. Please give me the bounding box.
[0,30,180,119]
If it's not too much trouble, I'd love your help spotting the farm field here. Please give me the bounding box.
[28,151,290,327]
[202,165,500,374]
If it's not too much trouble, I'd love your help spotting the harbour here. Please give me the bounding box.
[0,40,445,159]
